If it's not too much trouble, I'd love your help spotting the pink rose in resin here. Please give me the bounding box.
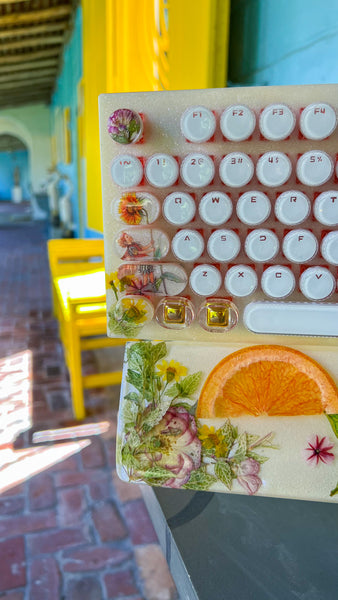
[146,407,201,489]
[237,458,262,495]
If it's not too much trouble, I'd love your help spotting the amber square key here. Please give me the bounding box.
[206,304,229,327]
[164,302,186,324]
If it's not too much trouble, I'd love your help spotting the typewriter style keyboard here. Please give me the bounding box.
[99,85,338,341]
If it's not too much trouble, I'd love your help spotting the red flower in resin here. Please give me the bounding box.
[305,435,335,466]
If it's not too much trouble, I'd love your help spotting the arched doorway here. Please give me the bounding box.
[0,134,30,202]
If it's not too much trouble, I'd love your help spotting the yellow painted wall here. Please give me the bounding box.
[82,0,230,234]
[82,0,109,234]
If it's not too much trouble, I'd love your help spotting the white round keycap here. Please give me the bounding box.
[275,191,311,225]
[225,265,258,297]
[261,265,295,299]
[314,191,338,226]
[282,229,318,263]
[145,153,179,188]
[300,103,337,140]
[180,106,216,142]
[259,104,295,140]
[256,152,292,187]
[245,229,279,262]
[220,105,256,141]
[219,153,254,188]
[180,153,215,188]
[189,264,222,296]
[296,151,333,186]
[171,229,204,261]
[111,154,143,187]
[199,191,232,225]
[299,267,336,300]
[236,191,271,225]
[321,231,338,265]
[163,192,196,225]
[207,230,241,262]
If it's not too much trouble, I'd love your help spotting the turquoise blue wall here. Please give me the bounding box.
[229,0,338,85]
[0,149,29,201]
[51,7,82,235]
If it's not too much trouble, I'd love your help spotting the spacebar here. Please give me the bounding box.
[244,302,338,337]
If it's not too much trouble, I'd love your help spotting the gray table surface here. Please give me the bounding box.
[142,486,338,600]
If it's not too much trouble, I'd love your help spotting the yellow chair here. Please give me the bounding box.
[47,241,125,420]
[47,238,105,317]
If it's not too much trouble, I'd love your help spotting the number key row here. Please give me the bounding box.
[111,150,337,189]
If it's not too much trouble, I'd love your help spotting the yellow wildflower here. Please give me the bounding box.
[198,424,216,440]
[106,271,120,291]
[198,424,228,456]
[120,298,148,324]
[156,359,188,382]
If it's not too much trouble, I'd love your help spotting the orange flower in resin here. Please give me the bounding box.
[118,193,149,225]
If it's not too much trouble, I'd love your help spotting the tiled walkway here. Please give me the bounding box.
[0,221,177,600]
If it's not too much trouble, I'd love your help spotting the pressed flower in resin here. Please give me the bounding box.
[148,407,202,488]
[237,458,262,495]
[118,193,149,225]
[156,359,188,383]
[108,108,143,144]
[305,435,335,465]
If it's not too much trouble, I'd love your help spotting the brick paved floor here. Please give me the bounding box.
[0,222,177,600]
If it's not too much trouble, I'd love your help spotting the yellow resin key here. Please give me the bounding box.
[207,304,229,327]
[164,302,186,324]
[155,297,195,330]
[198,299,238,333]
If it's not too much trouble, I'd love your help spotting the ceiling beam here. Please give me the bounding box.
[0,85,51,96]
[0,89,52,102]
[0,5,72,27]
[0,48,59,65]
[0,67,56,83]
[0,0,31,4]
[0,35,64,52]
[0,22,67,40]
[0,76,54,90]
[0,58,58,74]
[0,96,50,109]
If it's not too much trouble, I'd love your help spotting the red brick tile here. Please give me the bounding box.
[63,546,131,572]
[1,483,25,497]
[28,473,56,510]
[92,502,127,542]
[123,500,158,546]
[0,510,56,540]
[104,438,116,467]
[48,455,79,472]
[53,471,88,487]
[0,537,26,592]
[29,557,60,600]
[0,495,25,516]
[112,471,143,503]
[88,473,111,501]
[104,570,139,599]
[28,528,89,555]
[58,488,86,527]
[0,592,24,600]
[65,576,103,600]
[80,438,106,469]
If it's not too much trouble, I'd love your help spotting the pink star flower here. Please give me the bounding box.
[305,435,335,466]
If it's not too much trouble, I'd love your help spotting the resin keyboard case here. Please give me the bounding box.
[99,86,338,501]
[99,85,338,342]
